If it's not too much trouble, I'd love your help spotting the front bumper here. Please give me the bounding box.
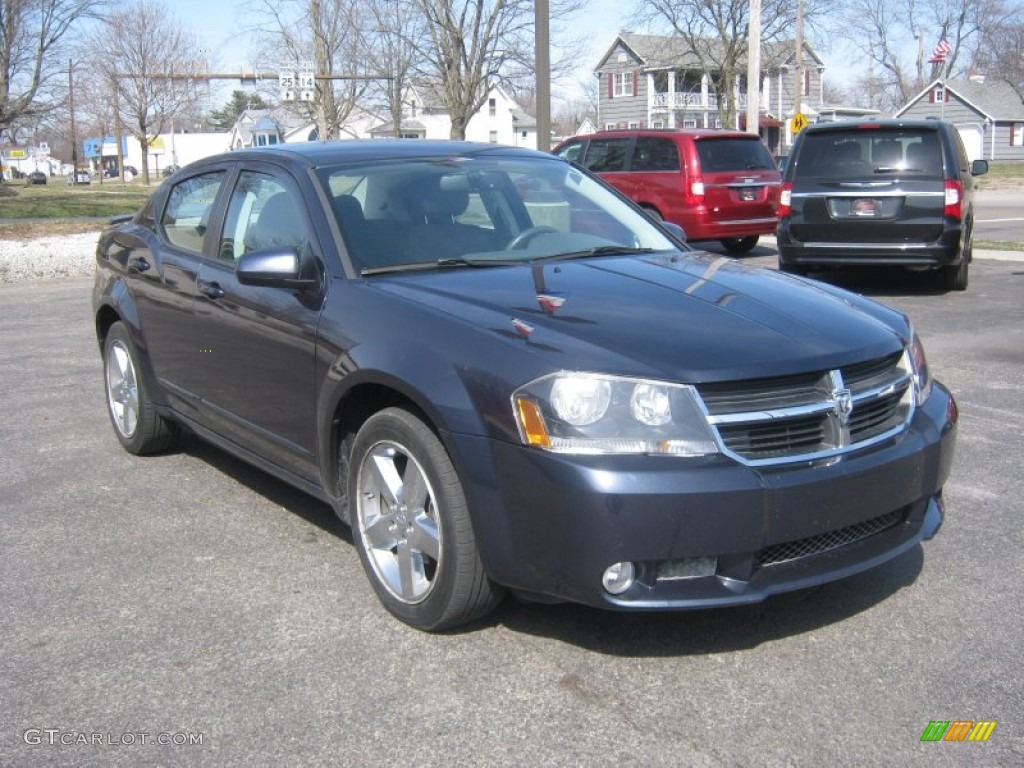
[450,384,956,611]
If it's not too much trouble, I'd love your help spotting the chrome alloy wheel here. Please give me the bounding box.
[355,440,442,604]
[106,339,139,438]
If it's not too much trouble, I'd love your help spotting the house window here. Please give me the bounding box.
[488,130,498,143]
[1012,123,1024,146]
[683,119,697,128]
[628,121,640,129]
[931,86,945,103]
[605,123,616,131]
[651,120,664,129]
[489,98,496,116]
[613,72,635,98]
[804,69,811,96]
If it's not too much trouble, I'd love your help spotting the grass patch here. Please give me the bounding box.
[0,180,153,220]
[0,219,105,238]
[975,240,1024,252]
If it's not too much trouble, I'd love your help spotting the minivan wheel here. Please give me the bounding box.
[721,236,759,254]
[103,321,179,454]
[941,237,971,291]
[349,407,503,631]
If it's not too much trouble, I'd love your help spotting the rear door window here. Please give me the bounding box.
[695,138,775,172]
[630,138,680,171]
[583,138,630,172]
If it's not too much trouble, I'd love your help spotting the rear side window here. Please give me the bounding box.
[160,171,225,254]
[583,138,630,172]
[695,138,774,172]
[795,129,943,178]
[630,137,680,171]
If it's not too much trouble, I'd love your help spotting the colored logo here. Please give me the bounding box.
[920,720,997,742]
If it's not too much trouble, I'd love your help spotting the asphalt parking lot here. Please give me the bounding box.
[2,256,1022,766]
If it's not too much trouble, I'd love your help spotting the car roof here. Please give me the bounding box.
[801,118,951,134]
[207,140,546,170]
[560,129,759,143]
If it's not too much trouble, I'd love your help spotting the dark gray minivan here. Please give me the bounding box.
[776,119,988,290]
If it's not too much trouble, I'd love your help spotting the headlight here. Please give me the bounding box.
[906,329,932,406]
[512,372,719,456]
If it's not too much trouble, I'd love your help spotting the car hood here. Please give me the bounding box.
[371,251,907,383]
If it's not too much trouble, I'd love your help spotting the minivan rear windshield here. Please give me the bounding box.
[695,138,775,172]
[795,129,943,178]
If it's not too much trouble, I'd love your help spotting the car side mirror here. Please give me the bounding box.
[237,249,317,289]
[970,159,988,176]
[661,221,687,244]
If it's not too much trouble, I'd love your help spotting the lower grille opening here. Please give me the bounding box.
[757,508,907,567]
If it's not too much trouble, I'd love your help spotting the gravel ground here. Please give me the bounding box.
[0,230,101,283]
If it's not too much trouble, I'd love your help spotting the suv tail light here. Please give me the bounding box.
[686,177,705,205]
[779,181,793,217]
[944,179,963,220]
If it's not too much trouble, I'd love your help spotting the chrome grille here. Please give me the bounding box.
[757,509,906,566]
[697,351,913,465]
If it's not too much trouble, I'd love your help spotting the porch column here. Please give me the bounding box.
[647,73,655,127]
[667,70,677,128]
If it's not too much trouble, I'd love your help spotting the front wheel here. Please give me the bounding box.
[721,236,759,254]
[103,321,179,454]
[348,407,503,630]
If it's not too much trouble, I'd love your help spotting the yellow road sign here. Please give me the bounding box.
[791,113,808,133]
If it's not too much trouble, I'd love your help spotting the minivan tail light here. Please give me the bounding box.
[944,179,962,220]
[688,179,705,204]
[779,182,792,217]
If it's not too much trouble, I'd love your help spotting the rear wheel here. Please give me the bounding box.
[941,234,971,291]
[348,407,503,631]
[721,236,759,255]
[642,206,663,223]
[103,322,179,454]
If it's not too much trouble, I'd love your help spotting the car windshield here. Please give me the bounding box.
[315,154,679,275]
[794,128,944,178]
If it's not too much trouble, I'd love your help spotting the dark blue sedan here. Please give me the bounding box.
[92,141,956,630]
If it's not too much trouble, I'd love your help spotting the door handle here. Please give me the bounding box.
[128,256,150,272]
[198,280,225,299]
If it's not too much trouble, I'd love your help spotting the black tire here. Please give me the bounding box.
[102,321,180,455]
[941,235,971,291]
[721,236,759,255]
[348,407,503,630]
[642,206,663,222]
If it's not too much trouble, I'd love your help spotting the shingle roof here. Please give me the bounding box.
[947,78,1024,121]
[605,33,821,72]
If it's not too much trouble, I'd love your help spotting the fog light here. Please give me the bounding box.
[602,562,635,595]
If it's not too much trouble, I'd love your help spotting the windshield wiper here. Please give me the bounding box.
[532,246,656,262]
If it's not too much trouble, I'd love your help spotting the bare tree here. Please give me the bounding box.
[836,0,1014,113]
[99,0,207,183]
[977,18,1024,95]
[0,0,103,134]
[412,0,582,140]
[362,0,424,138]
[250,0,369,141]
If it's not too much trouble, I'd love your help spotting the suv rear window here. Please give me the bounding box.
[695,138,775,172]
[794,129,943,179]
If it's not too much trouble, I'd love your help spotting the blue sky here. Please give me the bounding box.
[171,0,633,103]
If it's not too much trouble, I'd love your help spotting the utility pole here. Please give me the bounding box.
[745,0,762,136]
[793,0,804,125]
[535,0,551,151]
[69,59,78,175]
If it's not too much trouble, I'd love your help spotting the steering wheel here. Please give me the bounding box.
[505,225,558,250]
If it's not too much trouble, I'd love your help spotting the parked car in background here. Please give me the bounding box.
[162,164,180,177]
[26,170,48,185]
[67,169,91,185]
[93,140,956,631]
[105,165,139,178]
[553,129,781,254]
[776,118,987,290]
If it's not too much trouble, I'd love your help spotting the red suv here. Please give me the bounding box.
[554,129,781,253]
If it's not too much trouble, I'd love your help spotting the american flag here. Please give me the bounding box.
[928,38,953,64]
